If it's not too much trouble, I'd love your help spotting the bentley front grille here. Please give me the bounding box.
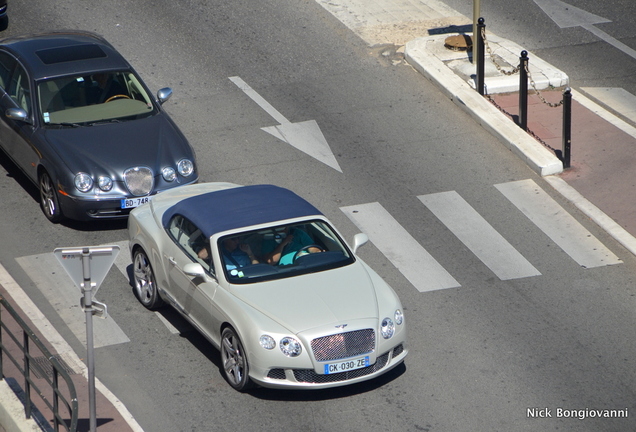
[123,166,153,196]
[311,329,375,362]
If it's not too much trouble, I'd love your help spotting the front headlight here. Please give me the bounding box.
[97,176,113,191]
[381,317,395,339]
[259,335,276,350]
[74,173,93,192]
[177,159,194,177]
[394,309,404,326]
[162,167,176,182]
[279,337,302,357]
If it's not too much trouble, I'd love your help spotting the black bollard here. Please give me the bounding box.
[476,17,485,95]
[562,87,572,168]
[519,51,528,131]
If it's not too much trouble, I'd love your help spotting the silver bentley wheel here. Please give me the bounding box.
[133,249,163,310]
[221,327,252,391]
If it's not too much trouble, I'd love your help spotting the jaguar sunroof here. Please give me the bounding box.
[36,43,107,65]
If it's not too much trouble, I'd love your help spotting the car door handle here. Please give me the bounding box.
[168,257,177,266]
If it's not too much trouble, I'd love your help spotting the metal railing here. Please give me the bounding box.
[0,295,78,432]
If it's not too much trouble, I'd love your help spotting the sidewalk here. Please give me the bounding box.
[405,33,636,256]
[0,266,141,432]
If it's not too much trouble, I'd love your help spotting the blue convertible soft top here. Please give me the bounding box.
[162,184,323,238]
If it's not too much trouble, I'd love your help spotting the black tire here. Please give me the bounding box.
[39,171,63,223]
[221,327,252,391]
[132,249,163,310]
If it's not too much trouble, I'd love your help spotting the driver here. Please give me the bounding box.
[262,226,322,265]
[88,73,127,104]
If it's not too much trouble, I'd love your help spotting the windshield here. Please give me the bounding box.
[37,71,156,125]
[219,220,355,284]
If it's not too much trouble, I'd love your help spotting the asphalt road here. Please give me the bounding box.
[1,1,636,431]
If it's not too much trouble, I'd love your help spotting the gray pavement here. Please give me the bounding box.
[3,21,636,432]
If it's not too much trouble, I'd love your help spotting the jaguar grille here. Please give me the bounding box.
[123,166,153,196]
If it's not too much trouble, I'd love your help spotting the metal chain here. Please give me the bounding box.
[481,27,519,76]
[481,27,564,108]
[524,62,563,108]
[486,94,560,154]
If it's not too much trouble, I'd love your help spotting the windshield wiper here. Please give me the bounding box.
[49,122,82,128]
[86,118,122,126]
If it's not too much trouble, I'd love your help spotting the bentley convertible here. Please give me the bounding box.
[128,182,407,390]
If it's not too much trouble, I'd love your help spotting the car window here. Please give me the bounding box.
[168,215,214,275]
[0,51,16,91]
[37,71,156,125]
[219,220,354,284]
[7,64,31,114]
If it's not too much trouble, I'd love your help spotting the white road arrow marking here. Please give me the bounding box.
[534,0,636,60]
[229,76,342,173]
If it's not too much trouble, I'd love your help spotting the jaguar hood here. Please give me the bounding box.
[38,114,192,178]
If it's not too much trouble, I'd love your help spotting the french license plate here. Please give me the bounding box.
[121,196,151,209]
[323,356,370,374]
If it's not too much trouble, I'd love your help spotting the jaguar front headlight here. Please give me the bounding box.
[162,167,176,182]
[74,173,93,192]
[381,317,395,339]
[97,176,113,191]
[177,159,194,177]
[279,337,302,357]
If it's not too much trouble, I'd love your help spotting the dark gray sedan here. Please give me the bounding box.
[0,30,198,222]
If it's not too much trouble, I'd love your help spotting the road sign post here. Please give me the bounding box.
[54,245,120,432]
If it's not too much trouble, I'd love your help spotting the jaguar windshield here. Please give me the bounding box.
[37,71,156,125]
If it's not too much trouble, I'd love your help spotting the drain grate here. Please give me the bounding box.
[30,353,80,379]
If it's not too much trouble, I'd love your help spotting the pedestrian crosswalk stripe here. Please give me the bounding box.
[495,179,622,268]
[418,191,542,280]
[341,202,461,292]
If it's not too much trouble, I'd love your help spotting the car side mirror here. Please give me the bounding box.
[184,262,205,277]
[6,107,31,124]
[352,233,368,254]
[157,87,173,105]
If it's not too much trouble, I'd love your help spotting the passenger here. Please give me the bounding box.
[220,236,259,271]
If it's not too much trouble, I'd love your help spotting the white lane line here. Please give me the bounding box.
[0,263,145,432]
[228,76,288,125]
[16,253,130,348]
[579,87,636,129]
[229,76,342,172]
[496,179,622,268]
[418,191,541,280]
[341,202,460,292]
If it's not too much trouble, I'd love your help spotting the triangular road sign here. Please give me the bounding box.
[54,245,120,295]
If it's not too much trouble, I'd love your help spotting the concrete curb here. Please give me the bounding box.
[0,380,41,432]
[404,35,564,176]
